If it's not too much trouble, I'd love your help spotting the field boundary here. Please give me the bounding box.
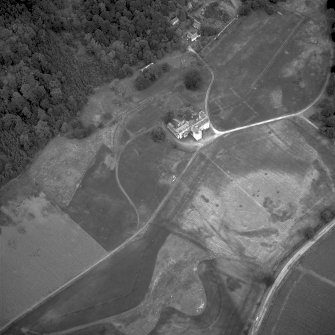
[250,17,305,89]
[0,136,200,335]
[250,219,335,335]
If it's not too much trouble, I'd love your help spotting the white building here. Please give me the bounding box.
[193,19,201,30]
[170,17,180,26]
[167,109,209,141]
[140,62,154,72]
[187,30,200,42]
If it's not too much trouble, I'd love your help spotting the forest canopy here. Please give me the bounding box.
[0,0,179,186]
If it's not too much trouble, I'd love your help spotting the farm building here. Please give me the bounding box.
[167,109,209,141]
[170,17,180,26]
[193,19,201,30]
[140,62,154,72]
[187,30,200,41]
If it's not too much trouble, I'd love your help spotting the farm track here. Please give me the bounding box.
[250,219,335,335]
[186,18,333,335]
[0,96,155,334]
[115,145,140,227]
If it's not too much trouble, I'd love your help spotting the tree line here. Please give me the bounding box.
[311,7,335,138]
[238,0,287,16]
[0,0,179,186]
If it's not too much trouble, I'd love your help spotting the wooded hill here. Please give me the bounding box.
[0,0,180,186]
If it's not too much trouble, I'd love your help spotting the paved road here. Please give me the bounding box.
[250,219,335,335]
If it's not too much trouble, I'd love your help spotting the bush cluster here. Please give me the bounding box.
[312,8,335,138]
[150,126,166,142]
[238,0,286,16]
[134,62,170,91]
[184,69,203,91]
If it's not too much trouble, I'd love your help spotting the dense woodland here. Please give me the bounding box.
[0,0,180,186]
[313,6,335,138]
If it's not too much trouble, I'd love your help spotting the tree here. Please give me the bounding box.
[200,25,219,36]
[301,226,316,240]
[178,9,187,21]
[134,73,151,90]
[259,272,275,287]
[34,120,51,141]
[326,74,335,96]
[238,2,252,16]
[50,87,63,104]
[320,207,334,224]
[150,126,166,142]
[320,126,335,138]
[163,111,174,124]
[326,8,335,26]
[10,91,27,111]
[325,116,335,127]
[0,0,180,187]
[184,69,203,90]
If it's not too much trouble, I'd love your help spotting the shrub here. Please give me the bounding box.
[162,111,175,124]
[259,272,275,287]
[134,73,152,90]
[320,126,335,138]
[320,207,335,224]
[326,74,335,96]
[150,126,166,142]
[134,63,170,91]
[161,62,171,73]
[66,119,96,139]
[238,3,252,16]
[200,25,219,36]
[301,226,316,240]
[184,69,202,90]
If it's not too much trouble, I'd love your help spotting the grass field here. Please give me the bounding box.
[118,133,193,224]
[0,177,107,327]
[156,118,335,271]
[206,10,331,131]
[66,145,138,251]
[28,125,117,207]
[4,225,169,334]
[258,228,335,335]
[302,230,335,282]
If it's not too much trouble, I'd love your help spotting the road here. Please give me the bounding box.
[250,219,335,335]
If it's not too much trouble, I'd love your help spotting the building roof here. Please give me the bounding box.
[171,17,180,25]
[168,109,208,137]
[187,31,200,41]
[192,116,209,129]
[193,19,201,28]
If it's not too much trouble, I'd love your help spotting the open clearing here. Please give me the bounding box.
[258,228,335,335]
[207,10,331,131]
